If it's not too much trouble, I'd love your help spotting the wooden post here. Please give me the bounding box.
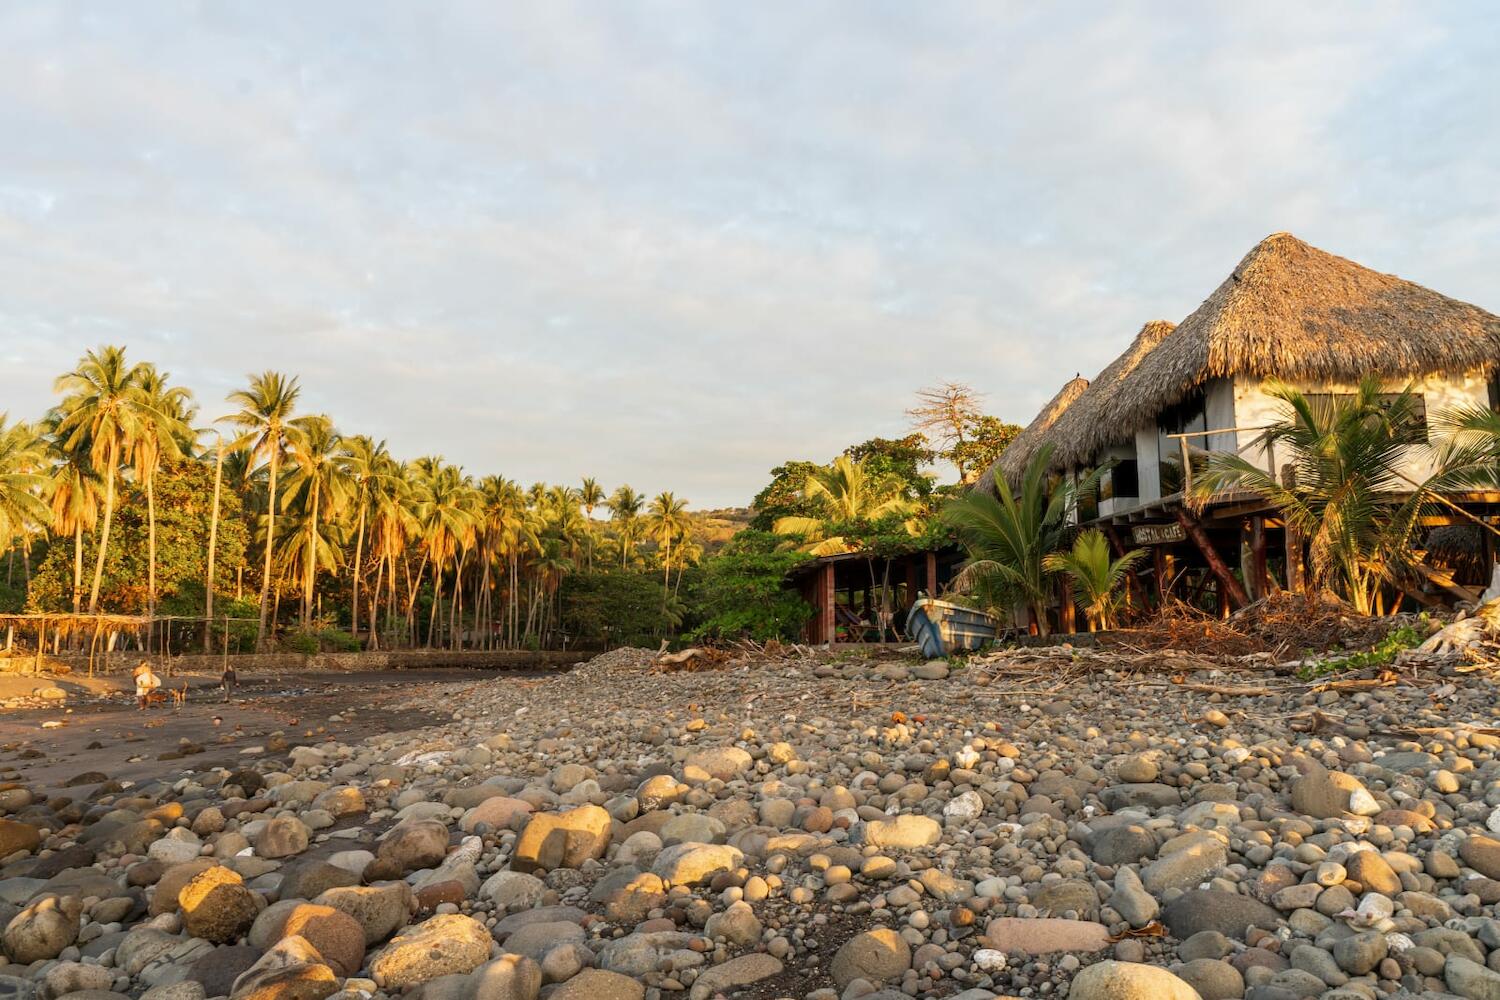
[925,551,937,597]
[1175,507,1249,610]
[821,562,836,645]
[1249,517,1269,600]
[1286,521,1306,594]
[1153,546,1170,604]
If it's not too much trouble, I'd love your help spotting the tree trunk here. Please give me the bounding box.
[1174,507,1249,610]
[205,439,224,654]
[303,480,320,627]
[257,445,280,650]
[351,498,367,647]
[72,523,83,615]
[87,439,119,614]
[146,472,158,641]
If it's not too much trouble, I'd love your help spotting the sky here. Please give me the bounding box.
[3,3,1499,508]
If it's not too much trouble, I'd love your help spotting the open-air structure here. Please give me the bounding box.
[978,232,1500,626]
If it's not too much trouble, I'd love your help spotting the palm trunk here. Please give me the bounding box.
[205,439,224,653]
[71,523,83,615]
[302,480,320,627]
[257,445,280,650]
[146,472,158,636]
[351,498,367,647]
[370,552,384,651]
[87,439,119,614]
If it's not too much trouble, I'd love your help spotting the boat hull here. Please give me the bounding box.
[907,598,998,658]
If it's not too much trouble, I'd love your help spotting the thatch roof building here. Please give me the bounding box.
[977,375,1088,492]
[1110,232,1500,436]
[1047,320,1176,471]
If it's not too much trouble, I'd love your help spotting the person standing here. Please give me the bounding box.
[221,663,237,703]
[133,662,161,710]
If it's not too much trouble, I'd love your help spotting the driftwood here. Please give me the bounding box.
[1417,598,1500,657]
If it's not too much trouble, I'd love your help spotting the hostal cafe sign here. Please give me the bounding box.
[1132,523,1186,546]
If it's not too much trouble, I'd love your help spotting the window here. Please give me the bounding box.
[1303,392,1427,442]
[1101,459,1139,500]
[1158,390,1207,495]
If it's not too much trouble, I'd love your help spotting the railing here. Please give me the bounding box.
[1163,425,1276,498]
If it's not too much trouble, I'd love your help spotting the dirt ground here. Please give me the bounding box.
[0,669,532,795]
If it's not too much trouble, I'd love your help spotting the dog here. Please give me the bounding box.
[171,684,188,710]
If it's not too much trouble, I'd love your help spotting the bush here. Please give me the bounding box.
[681,530,813,643]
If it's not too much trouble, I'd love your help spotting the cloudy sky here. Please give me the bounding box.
[3,3,1498,507]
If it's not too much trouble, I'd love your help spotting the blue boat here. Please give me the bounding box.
[906,598,999,658]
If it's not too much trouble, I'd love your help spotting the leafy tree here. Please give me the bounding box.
[561,571,678,647]
[1193,377,1432,614]
[1042,528,1144,631]
[772,455,920,556]
[0,416,50,576]
[647,492,691,595]
[750,459,822,531]
[943,443,1100,635]
[844,434,935,499]
[681,530,813,642]
[950,415,1022,486]
[28,459,249,615]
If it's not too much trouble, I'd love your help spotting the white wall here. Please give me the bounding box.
[1230,369,1492,483]
[1135,424,1161,502]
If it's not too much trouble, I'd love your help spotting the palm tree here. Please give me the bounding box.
[0,416,50,583]
[580,477,605,572]
[1043,529,1145,631]
[609,485,645,568]
[1193,378,1434,614]
[340,436,391,646]
[281,415,352,627]
[647,492,691,595]
[224,372,301,648]
[53,346,147,613]
[41,411,99,614]
[943,443,1099,635]
[772,455,918,556]
[131,365,195,627]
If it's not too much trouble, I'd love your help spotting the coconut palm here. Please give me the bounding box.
[647,492,691,594]
[944,443,1100,635]
[131,365,195,626]
[39,411,99,614]
[1042,529,1145,631]
[0,417,50,577]
[53,346,148,613]
[224,372,301,648]
[1192,377,1431,614]
[609,485,645,568]
[772,455,918,556]
[580,477,605,571]
[281,415,352,627]
[339,436,393,646]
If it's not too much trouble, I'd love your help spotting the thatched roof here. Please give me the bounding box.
[1110,232,1500,436]
[1047,320,1176,470]
[976,375,1089,492]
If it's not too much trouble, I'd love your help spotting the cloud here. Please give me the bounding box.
[1,2,1497,504]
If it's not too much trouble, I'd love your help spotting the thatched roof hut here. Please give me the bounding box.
[1111,232,1500,435]
[1047,320,1176,471]
[977,375,1088,492]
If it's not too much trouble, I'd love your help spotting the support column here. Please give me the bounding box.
[1175,507,1249,610]
[925,551,937,597]
[821,562,836,645]
[1286,521,1306,595]
[1249,517,1269,599]
[1058,575,1076,634]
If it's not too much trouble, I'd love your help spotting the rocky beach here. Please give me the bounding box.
[1,640,1500,1000]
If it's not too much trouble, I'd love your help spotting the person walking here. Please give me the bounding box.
[221,662,237,703]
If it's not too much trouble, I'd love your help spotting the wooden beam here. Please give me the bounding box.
[1174,507,1249,609]
[1410,560,1482,604]
[925,551,937,597]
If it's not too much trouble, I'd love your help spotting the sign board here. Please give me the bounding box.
[1132,523,1186,546]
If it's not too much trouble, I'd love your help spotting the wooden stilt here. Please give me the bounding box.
[1249,517,1269,600]
[1175,507,1249,610]
[1153,546,1170,603]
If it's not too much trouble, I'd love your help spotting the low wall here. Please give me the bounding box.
[0,648,586,675]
